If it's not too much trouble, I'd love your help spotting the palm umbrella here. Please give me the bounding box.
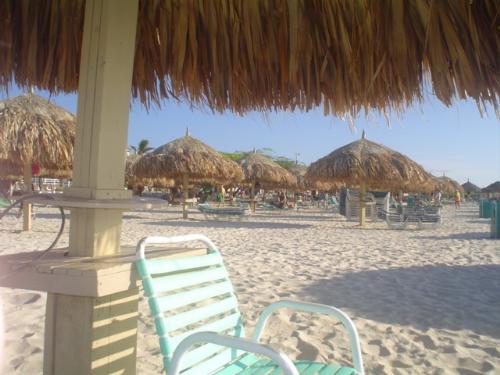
[0,93,75,230]
[482,181,500,194]
[288,163,341,192]
[134,132,243,218]
[433,176,464,195]
[239,152,297,211]
[306,131,434,225]
[462,179,481,194]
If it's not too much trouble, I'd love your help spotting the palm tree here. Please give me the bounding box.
[129,139,153,155]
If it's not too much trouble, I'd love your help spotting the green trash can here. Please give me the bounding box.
[480,199,493,218]
[491,201,500,239]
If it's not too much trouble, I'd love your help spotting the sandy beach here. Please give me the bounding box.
[0,202,499,374]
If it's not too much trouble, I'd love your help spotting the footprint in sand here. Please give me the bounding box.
[414,334,437,350]
[391,360,411,368]
[368,339,391,357]
[482,347,500,358]
[456,357,494,374]
[7,292,41,305]
[296,335,320,361]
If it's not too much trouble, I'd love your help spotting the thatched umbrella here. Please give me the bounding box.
[288,163,341,192]
[434,176,464,195]
[462,179,481,194]
[482,181,500,194]
[0,93,75,230]
[134,132,243,218]
[306,131,434,225]
[239,151,297,211]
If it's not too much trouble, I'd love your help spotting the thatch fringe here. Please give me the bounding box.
[0,93,75,176]
[0,1,498,116]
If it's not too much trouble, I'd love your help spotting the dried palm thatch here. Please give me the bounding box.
[240,152,297,189]
[126,155,175,189]
[305,133,434,192]
[133,134,243,185]
[462,180,481,193]
[0,1,498,116]
[287,163,340,191]
[434,176,464,194]
[482,181,500,193]
[0,93,75,176]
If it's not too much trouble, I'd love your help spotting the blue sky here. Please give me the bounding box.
[2,86,499,187]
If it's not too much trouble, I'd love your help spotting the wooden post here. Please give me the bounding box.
[251,181,256,212]
[182,174,188,219]
[43,1,140,374]
[22,162,32,231]
[359,183,366,226]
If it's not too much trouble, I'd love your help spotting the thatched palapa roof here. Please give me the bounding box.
[462,180,481,193]
[434,176,464,194]
[305,132,434,192]
[133,134,243,185]
[0,93,75,177]
[240,152,297,189]
[1,1,498,116]
[288,163,340,191]
[482,181,500,193]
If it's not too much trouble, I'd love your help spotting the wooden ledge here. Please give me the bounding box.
[0,246,206,297]
[25,196,170,210]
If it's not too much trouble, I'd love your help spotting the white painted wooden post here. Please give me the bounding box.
[43,1,140,374]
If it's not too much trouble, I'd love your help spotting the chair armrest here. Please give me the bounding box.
[251,300,364,374]
[168,331,299,375]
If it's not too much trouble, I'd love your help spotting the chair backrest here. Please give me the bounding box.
[136,235,245,375]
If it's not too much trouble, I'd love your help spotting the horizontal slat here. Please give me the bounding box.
[181,348,236,375]
[169,313,243,349]
[209,353,261,375]
[157,281,234,312]
[165,297,238,331]
[181,343,226,370]
[145,253,222,275]
[151,266,228,293]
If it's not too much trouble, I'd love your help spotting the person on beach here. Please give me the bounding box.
[454,190,461,209]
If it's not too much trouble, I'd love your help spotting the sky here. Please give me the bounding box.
[2,86,499,187]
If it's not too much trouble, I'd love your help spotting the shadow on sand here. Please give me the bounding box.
[299,264,500,338]
[141,220,313,230]
[410,231,491,240]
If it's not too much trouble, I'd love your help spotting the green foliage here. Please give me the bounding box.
[129,139,153,155]
[273,156,296,170]
[220,148,305,170]
[219,152,245,162]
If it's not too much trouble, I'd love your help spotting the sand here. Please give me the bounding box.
[0,202,499,374]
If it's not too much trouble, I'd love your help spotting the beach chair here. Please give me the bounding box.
[136,235,364,375]
[380,209,407,229]
[0,194,12,209]
[198,203,249,220]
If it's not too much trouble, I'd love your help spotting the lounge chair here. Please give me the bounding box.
[135,234,364,375]
[380,209,407,229]
[0,194,12,209]
[198,203,249,220]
